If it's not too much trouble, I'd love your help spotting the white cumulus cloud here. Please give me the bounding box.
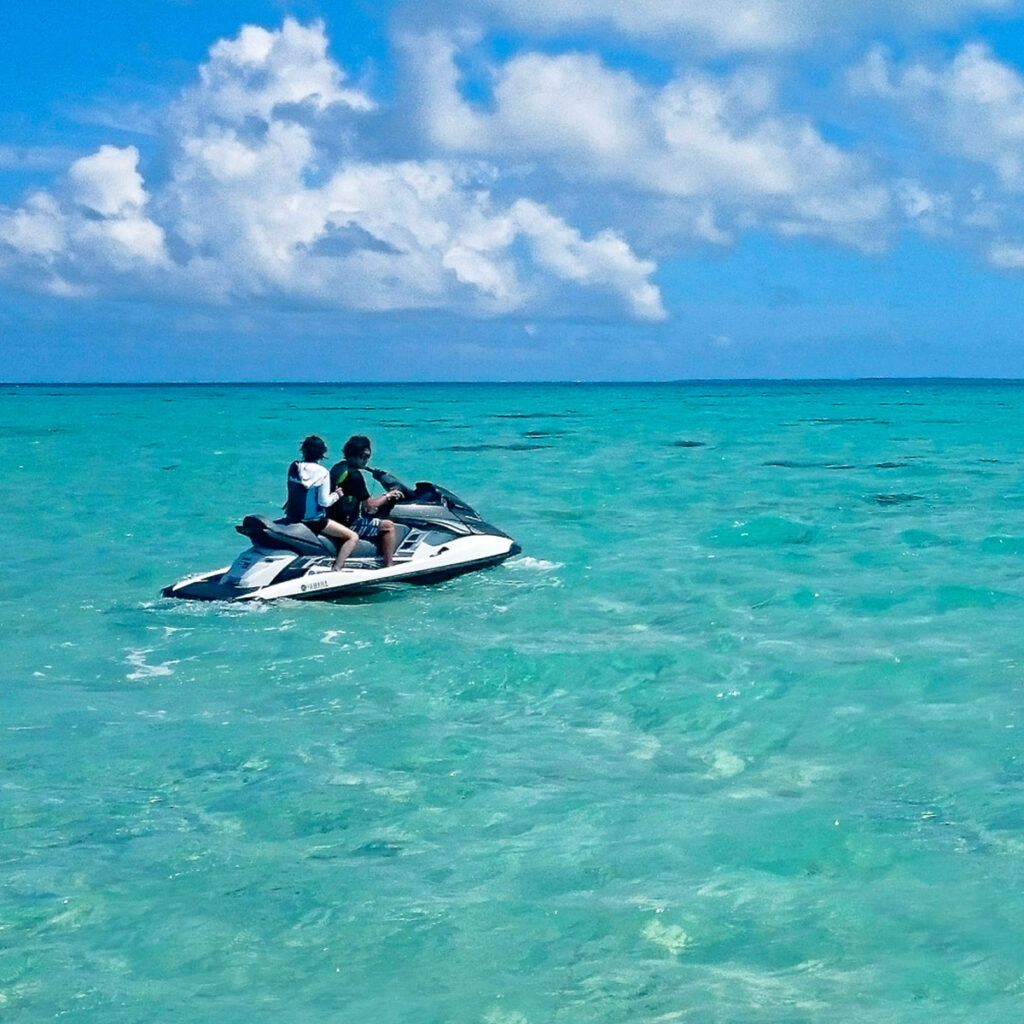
[409,33,891,249]
[196,18,375,123]
[0,145,168,294]
[68,144,149,217]
[0,18,663,321]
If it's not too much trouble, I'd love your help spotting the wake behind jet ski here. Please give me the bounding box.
[162,472,520,602]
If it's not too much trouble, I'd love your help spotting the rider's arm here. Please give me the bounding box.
[317,475,341,508]
[363,488,402,514]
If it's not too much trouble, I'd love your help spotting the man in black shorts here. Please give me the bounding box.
[328,435,404,566]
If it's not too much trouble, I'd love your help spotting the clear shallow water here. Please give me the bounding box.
[2,381,1024,1022]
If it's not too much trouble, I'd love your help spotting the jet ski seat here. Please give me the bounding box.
[237,515,409,559]
[238,516,336,555]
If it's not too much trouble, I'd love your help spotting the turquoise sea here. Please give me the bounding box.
[3,381,1024,1022]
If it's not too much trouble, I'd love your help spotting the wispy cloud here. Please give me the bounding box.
[454,0,1021,52]
[851,42,1024,268]
[0,144,81,171]
[853,43,1024,188]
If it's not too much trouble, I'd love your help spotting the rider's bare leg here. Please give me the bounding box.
[322,520,358,571]
[377,520,396,567]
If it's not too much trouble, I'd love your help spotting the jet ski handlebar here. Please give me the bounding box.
[369,467,415,500]
[369,469,480,521]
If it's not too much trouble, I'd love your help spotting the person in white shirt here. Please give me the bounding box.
[284,435,359,571]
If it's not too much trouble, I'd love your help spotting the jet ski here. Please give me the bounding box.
[162,471,521,602]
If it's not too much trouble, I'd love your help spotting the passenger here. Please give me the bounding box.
[285,435,359,571]
[329,435,404,567]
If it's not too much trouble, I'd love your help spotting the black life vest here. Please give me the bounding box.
[328,466,361,524]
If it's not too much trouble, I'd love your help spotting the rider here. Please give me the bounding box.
[284,435,359,571]
[329,435,404,567]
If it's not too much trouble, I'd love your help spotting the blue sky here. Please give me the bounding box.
[4,0,1024,380]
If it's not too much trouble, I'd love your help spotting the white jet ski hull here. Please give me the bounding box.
[162,481,520,602]
[163,532,518,601]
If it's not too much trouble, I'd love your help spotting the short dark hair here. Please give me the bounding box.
[300,435,328,461]
[343,435,371,459]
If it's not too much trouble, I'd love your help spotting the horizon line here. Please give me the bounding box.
[4,376,1024,387]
